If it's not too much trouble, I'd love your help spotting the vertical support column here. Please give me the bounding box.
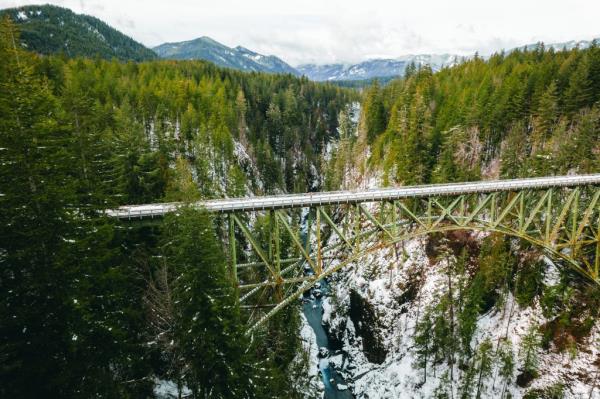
[343,204,349,237]
[594,216,600,280]
[228,213,238,286]
[269,210,281,274]
[354,203,362,252]
[427,197,433,228]
[571,190,579,250]
[305,208,312,255]
[545,189,553,242]
[397,200,406,252]
[316,207,323,276]
[490,193,496,223]
[268,210,274,263]
[518,192,525,231]
[390,201,398,237]
[274,212,280,275]
[390,200,400,262]
[271,210,282,300]
[595,215,600,280]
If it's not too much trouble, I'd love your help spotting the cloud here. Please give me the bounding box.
[1,0,599,65]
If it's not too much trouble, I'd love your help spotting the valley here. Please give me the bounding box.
[1,3,600,399]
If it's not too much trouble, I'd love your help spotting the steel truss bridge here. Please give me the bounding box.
[110,174,600,333]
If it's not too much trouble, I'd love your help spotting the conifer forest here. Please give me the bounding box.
[1,4,600,399]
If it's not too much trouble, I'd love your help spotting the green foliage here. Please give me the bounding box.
[520,325,541,378]
[474,338,494,399]
[414,310,434,382]
[161,208,262,398]
[456,339,494,399]
[515,260,545,307]
[363,46,600,182]
[165,156,201,202]
[539,281,599,353]
[0,20,353,397]
[0,5,157,62]
[19,45,353,199]
[329,75,397,88]
[523,383,565,399]
[497,340,515,396]
[0,5,157,61]
[363,81,387,143]
[0,18,151,397]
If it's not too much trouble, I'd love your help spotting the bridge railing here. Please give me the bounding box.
[107,174,600,219]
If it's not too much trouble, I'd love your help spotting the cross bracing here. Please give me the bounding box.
[110,174,600,333]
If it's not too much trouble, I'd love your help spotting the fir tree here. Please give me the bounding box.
[162,208,261,398]
[363,80,386,143]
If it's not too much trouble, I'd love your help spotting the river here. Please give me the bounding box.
[302,281,353,399]
[299,211,353,399]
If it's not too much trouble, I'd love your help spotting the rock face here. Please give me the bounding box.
[348,289,387,364]
[319,228,600,398]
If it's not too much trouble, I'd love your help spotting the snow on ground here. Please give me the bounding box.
[153,378,191,399]
[321,229,600,398]
[233,140,263,195]
[325,237,451,398]
[291,313,324,397]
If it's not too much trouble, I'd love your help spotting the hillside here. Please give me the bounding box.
[2,7,600,398]
[153,36,298,75]
[318,42,600,398]
[0,4,157,61]
[0,18,354,398]
[298,40,599,82]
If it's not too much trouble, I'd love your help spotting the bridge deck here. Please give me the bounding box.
[107,174,600,219]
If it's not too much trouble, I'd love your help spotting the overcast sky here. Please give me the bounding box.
[2,0,599,65]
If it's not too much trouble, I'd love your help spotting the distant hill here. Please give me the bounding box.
[297,54,461,82]
[0,4,157,62]
[516,38,598,52]
[328,75,399,88]
[297,38,600,82]
[153,37,299,75]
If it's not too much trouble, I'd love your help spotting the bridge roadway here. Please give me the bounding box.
[108,174,600,219]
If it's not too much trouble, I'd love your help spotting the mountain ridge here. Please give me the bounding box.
[0,4,157,62]
[153,36,298,75]
[3,5,597,81]
[297,54,461,81]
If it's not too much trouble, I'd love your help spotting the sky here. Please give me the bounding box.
[1,0,599,66]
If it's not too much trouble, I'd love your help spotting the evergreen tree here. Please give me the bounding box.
[0,18,79,397]
[475,339,494,399]
[363,81,386,143]
[564,57,591,115]
[500,121,528,178]
[162,208,262,398]
[497,340,515,398]
[0,18,150,397]
[519,325,541,380]
[533,81,558,149]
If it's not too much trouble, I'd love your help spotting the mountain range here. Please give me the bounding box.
[2,4,598,82]
[153,36,598,82]
[152,36,463,81]
[297,54,461,81]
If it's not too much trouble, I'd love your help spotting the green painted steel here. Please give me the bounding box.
[111,176,600,333]
[229,185,600,333]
